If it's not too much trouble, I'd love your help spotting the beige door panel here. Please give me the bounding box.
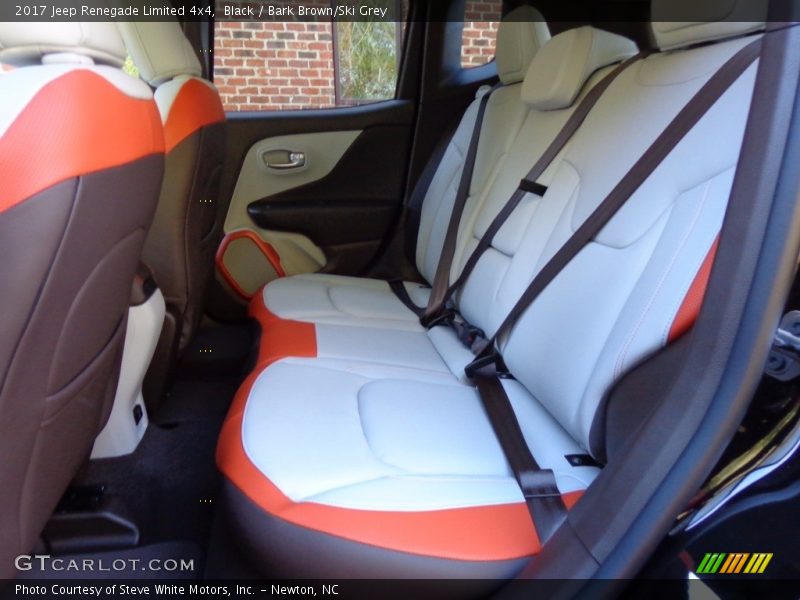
[259,229,326,275]
[224,130,362,233]
[216,228,327,300]
[218,130,361,299]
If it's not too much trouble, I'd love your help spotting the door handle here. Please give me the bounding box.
[263,150,306,170]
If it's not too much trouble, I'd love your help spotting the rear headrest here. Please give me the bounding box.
[522,27,638,111]
[495,5,550,85]
[651,0,766,51]
[118,21,201,87]
[0,23,126,67]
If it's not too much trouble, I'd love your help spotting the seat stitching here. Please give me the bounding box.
[612,180,711,381]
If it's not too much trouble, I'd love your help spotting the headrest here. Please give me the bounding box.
[0,23,126,67]
[495,5,551,85]
[522,27,638,111]
[651,0,766,51]
[118,21,201,87]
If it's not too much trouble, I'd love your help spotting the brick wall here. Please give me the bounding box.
[214,0,503,112]
[214,21,336,111]
[462,1,503,68]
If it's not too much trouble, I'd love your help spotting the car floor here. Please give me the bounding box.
[67,320,255,578]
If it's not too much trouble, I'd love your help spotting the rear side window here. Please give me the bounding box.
[214,5,408,112]
[461,0,503,69]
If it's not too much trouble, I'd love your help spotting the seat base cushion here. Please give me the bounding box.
[261,274,430,330]
[217,358,596,577]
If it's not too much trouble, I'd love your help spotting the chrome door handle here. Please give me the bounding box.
[264,150,306,170]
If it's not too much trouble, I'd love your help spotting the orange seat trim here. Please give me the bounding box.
[669,237,720,343]
[1,70,164,213]
[163,78,225,153]
[217,353,583,563]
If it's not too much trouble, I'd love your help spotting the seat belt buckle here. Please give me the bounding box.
[421,308,455,329]
[465,349,508,380]
[455,322,486,350]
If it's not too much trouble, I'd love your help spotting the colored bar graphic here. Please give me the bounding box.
[697,552,773,575]
[719,553,749,573]
[697,553,725,574]
[711,553,726,574]
[744,553,774,574]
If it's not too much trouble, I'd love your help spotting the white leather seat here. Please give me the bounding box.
[217,1,764,579]
[254,6,550,330]
[249,27,640,382]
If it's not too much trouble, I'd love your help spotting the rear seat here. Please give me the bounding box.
[217,3,764,580]
[255,6,550,331]
[250,26,640,376]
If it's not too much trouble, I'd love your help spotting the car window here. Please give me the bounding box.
[214,4,408,112]
[461,0,503,68]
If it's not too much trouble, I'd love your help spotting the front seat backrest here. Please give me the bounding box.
[119,21,226,404]
[0,22,165,576]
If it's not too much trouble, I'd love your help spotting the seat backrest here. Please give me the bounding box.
[119,20,226,357]
[454,26,639,307]
[462,15,764,457]
[0,22,165,576]
[415,5,550,283]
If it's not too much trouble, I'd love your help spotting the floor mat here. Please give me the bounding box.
[76,321,253,554]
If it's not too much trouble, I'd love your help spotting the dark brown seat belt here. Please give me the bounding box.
[468,39,761,546]
[422,52,647,327]
[390,82,499,315]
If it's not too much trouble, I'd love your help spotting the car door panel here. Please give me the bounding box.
[216,100,414,301]
[225,129,362,231]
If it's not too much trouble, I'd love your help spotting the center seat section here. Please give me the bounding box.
[250,27,640,376]
[250,6,550,333]
[216,2,764,580]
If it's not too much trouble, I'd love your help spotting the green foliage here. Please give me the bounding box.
[123,55,139,79]
[336,16,400,103]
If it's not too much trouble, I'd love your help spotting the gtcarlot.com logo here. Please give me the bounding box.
[14,554,195,573]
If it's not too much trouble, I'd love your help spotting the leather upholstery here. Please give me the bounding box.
[0,25,164,577]
[494,5,550,85]
[522,26,639,110]
[651,0,765,51]
[118,21,201,86]
[119,20,226,405]
[262,10,551,325]
[217,6,762,578]
[0,22,126,66]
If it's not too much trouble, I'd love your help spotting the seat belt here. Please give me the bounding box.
[421,52,646,327]
[416,82,501,319]
[468,39,761,546]
[390,82,499,316]
[477,376,568,543]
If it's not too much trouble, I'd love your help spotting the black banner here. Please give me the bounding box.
[0,0,791,23]
[3,578,800,600]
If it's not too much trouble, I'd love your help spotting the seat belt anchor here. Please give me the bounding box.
[465,349,507,380]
